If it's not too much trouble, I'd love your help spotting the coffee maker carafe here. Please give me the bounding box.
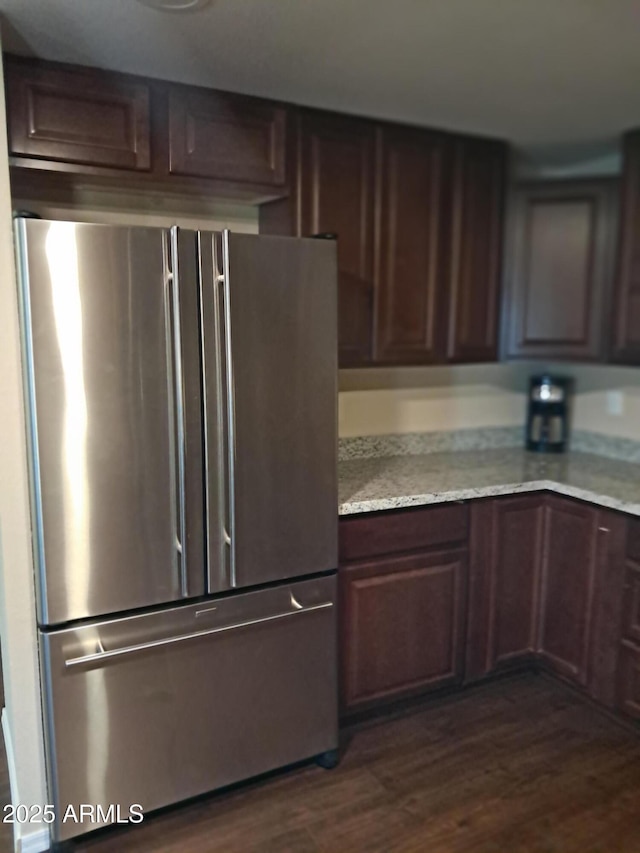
[526,375,569,453]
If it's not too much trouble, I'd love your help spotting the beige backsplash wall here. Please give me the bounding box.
[339,363,640,442]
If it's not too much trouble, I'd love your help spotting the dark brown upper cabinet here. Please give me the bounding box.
[503,180,617,361]
[373,126,448,364]
[259,110,378,366]
[5,55,290,203]
[260,113,507,369]
[299,111,376,366]
[446,138,506,362]
[5,56,151,171]
[167,85,286,185]
[612,131,640,364]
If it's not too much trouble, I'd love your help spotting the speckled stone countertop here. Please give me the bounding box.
[338,449,640,517]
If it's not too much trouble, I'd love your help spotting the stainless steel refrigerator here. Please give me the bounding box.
[15,218,338,843]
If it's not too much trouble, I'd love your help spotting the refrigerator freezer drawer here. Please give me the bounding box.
[40,575,337,842]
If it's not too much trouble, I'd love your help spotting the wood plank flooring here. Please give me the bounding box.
[3,674,640,852]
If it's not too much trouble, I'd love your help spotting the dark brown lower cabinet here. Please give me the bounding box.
[537,497,599,685]
[618,642,640,719]
[340,548,468,712]
[466,496,545,681]
[340,495,633,722]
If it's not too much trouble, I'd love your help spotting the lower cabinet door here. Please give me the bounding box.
[618,641,640,720]
[340,549,467,712]
[466,496,545,681]
[538,497,599,685]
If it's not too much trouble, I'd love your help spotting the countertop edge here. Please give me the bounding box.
[338,478,640,517]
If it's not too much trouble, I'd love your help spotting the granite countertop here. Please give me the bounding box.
[338,448,640,517]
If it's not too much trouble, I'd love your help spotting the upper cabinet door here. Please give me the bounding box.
[168,86,287,185]
[446,138,506,363]
[612,132,640,364]
[299,111,376,366]
[5,58,151,170]
[374,126,449,364]
[503,180,617,361]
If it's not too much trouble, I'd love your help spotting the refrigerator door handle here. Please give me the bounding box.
[64,600,334,668]
[220,230,237,588]
[168,227,188,597]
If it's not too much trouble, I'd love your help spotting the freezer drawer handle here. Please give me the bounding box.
[63,600,333,668]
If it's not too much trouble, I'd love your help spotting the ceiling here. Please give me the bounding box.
[1,0,639,158]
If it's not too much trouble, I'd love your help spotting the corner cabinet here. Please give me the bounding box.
[612,132,640,364]
[466,496,545,681]
[502,180,618,361]
[537,497,599,685]
[340,495,632,722]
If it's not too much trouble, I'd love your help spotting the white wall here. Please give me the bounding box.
[0,46,49,853]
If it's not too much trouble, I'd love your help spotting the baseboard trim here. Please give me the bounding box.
[1,709,50,853]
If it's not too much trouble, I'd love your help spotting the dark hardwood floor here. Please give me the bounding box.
[3,674,640,853]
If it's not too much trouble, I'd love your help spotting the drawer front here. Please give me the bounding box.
[41,576,337,841]
[6,59,151,170]
[168,86,286,184]
[339,503,469,563]
[618,641,640,720]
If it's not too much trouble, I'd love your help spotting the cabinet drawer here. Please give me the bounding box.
[168,86,286,184]
[339,503,468,563]
[6,59,151,171]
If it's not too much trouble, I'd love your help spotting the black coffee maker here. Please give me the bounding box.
[526,375,570,453]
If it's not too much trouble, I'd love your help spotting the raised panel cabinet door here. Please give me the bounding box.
[340,549,467,712]
[503,181,617,361]
[447,138,506,363]
[587,512,628,709]
[612,131,640,364]
[621,562,640,646]
[168,86,286,184]
[466,497,545,681]
[5,57,151,171]
[617,641,640,720]
[538,497,599,684]
[299,111,375,366]
[374,126,449,364]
